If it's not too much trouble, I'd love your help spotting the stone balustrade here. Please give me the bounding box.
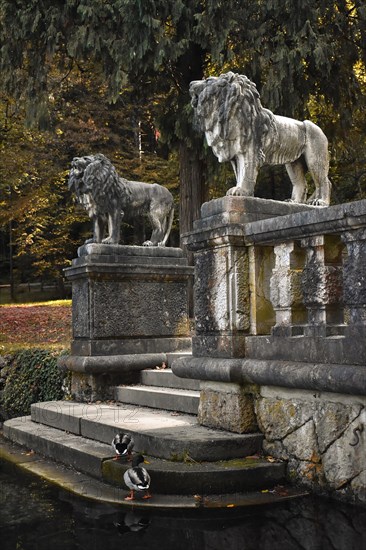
[180,197,366,369]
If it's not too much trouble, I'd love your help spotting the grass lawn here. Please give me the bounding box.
[0,300,72,354]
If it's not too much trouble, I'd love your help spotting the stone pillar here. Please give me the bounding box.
[342,228,366,339]
[193,236,250,358]
[301,236,327,336]
[59,243,193,400]
[270,241,305,336]
[301,235,344,337]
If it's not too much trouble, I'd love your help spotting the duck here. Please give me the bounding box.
[123,454,151,501]
[112,433,134,461]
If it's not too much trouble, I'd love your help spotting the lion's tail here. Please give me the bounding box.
[160,205,174,246]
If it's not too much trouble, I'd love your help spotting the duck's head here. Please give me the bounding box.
[131,454,146,467]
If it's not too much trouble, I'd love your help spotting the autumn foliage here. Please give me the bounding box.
[0,302,72,352]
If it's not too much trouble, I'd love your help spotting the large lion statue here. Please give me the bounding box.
[68,153,174,246]
[190,72,331,206]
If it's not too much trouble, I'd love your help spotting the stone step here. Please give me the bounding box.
[140,368,200,391]
[3,416,286,496]
[4,415,111,479]
[103,451,286,496]
[30,401,264,462]
[114,384,199,414]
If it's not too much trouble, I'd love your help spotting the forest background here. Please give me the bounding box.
[0,1,365,302]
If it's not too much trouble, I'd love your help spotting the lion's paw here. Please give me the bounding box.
[102,237,117,244]
[143,240,154,247]
[226,186,248,197]
[307,198,328,207]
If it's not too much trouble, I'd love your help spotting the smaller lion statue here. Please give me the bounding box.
[68,154,174,246]
[190,72,331,206]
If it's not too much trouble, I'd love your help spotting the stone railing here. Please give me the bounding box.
[173,197,366,396]
[244,198,366,366]
[173,197,366,503]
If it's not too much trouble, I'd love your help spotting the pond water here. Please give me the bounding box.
[1,460,365,550]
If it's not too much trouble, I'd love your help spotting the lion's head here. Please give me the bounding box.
[190,72,276,164]
[68,153,122,215]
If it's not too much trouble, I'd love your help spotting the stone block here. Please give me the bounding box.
[65,245,193,347]
[192,334,246,358]
[198,382,258,434]
[193,196,315,233]
[255,396,316,442]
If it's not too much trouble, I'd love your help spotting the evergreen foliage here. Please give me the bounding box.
[0,1,365,278]
[1,1,364,130]
[2,348,70,418]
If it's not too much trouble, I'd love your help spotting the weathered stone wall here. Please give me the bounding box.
[174,196,366,505]
[255,387,366,505]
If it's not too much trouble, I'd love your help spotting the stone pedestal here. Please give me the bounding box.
[59,244,193,400]
[183,196,314,359]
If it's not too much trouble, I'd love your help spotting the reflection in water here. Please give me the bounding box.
[1,460,365,550]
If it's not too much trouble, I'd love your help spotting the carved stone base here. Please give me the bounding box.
[60,245,193,396]
[198,381,258,434]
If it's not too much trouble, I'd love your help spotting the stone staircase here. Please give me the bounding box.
[114,367,200,414]
[2,367,302,508]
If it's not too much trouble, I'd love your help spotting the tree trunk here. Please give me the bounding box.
[179,141,208,317]
[179,141,207,250]
[9,221,15,302]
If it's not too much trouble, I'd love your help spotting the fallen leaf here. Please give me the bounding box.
[156,362,167,370]
[274,486,289,496]
[226,504,235,508]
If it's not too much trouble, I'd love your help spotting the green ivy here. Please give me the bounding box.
[2,348,70,418]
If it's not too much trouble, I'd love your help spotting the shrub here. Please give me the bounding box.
[2,348,70,418]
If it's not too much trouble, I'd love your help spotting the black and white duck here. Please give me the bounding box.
[123,454,151,501]
[112,433,134,461]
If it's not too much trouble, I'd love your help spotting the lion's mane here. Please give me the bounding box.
[69,153,122,217]
[191,71,277,164]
